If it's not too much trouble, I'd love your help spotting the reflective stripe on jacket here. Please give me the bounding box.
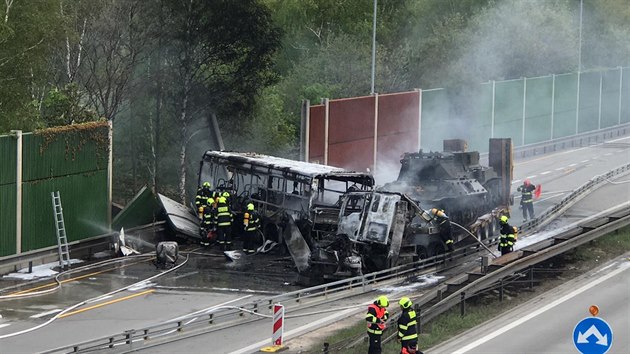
[216,204,232,227]
[397,309,418,341]
[244,211,260,232]
[366,303,389,334]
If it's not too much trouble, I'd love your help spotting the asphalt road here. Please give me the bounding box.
[0,135,628,353]
[428,255,630,354]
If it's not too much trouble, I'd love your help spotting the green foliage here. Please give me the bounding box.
[41,83,99,127]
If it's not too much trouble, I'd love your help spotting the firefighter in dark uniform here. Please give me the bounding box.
[195,182,213,218]
[200,196,215,246]
[431,208,454,252]
[215,196,233,250]
[366,295,390,354]
[397,297,421,354]
[517,179,536,220]
[242,202,260,254]
[498,215,517,256]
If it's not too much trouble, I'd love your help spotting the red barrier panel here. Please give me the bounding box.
[376,92,420,168]
[328,96,375,171]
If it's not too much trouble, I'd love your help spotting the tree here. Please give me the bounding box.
[158,0,281,203]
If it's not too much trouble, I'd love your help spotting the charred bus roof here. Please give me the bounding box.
[202,151,374,186]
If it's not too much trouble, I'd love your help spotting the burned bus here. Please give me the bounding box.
[197,151,374,270]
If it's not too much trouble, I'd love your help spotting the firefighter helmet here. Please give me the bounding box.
[222,191,230,197]
[247,203,255,211]
[399,297,412,309]
[500,215,508,224]
[376,295,389,308]
[202,181,211,188]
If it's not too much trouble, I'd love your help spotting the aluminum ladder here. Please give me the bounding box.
[51,191,71,269]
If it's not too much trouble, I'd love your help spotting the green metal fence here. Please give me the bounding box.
[0,122,111,257]
[421,67,630,152]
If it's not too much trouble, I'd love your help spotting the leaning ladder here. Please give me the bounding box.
[51,191,71,269]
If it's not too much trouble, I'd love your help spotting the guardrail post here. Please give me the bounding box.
[109,337,114,348]
[177,321,183,332]
[460,292,466,317]
[437,289,442,301]
[253,303,258,313]
[415,304,422,333]
[143,329,149,341]
[499,280,504,302]
[124,330,134,348]
[73,346,79,352]
[323,342,330,354]
[209,313,214,324]
[529,268,534,291]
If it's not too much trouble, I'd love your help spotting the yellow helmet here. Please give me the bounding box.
[203,182,211,188]
[207,197,215,205]
[222,191,230,197]
[376,295,389,308]
[247,203,255,211]
[500,215,508,224]
[399,297,412,309]
[218,196,227,204]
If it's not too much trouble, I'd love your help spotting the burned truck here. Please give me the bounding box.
[306,138,513,278]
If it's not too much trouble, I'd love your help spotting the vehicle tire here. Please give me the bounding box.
[416,246,429,260]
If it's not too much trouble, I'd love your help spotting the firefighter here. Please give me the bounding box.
[517,179,536,220]
[431,208,454,252]
[242,202,260,254]
[195,182,213,218]
[498,215,517,256]
[397,297,421,354]
[366,295,390,354]
[200,196,215,246]
[215,196,233,250]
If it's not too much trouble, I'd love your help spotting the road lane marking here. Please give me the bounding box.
[9,259,152,295]
[59,289,154,318]
[540,171,551,175]
[452,263,630,354]
[513,135,630,166]
[580,159,589,163]
[604,153,612,156]
[526,175,537,179]
[30,309,62,319]
[0,324,10,329]
[512,179,521,184]
[569,163,577,167]
[166,295,254,322]
[555,167,564,171]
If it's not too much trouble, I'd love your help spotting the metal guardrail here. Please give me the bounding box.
[520,162,630,234]
[42,243,496,354]
[417,202,630,327]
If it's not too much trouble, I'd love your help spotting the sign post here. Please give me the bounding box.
[260,304,287,352]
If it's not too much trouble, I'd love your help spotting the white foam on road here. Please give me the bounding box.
[2,259,83,280]
[30,309,62,319]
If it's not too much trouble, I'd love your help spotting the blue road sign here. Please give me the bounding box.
[573,317,613,354]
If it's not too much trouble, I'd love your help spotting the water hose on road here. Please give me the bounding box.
[0,254,189,339]
[452,221,499,258]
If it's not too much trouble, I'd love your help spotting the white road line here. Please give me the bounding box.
[555,167,564,171]
[540,171,551,175]
[569,163,577,167]
[452,262,630,354]
[514,135,630,166]
[580,159,589,163]
[512,179,521,184]
[0,323,11,329]
[526,175,537,179]
[231,305,365,354]
[30,309,62,319]
[604,153,612,156]
[166,295,253,322]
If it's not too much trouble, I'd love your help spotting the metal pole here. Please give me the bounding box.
[324,98,330,165]
[550,75,556,140]
[11,130,23,254]
[460,292,466,316]
[522,78,527,145]
[373,94,379,171]
[578,0,583,72]
[598,71,603,129]
[619,67,623,125]
[491,81,496,138]
[107,121,113,233]
[300,99,309,161]
[576,72,581,135]
[370,0,377,95]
